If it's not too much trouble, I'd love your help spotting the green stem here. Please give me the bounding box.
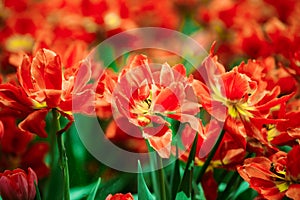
[196,129,226,183]
[52,109,70,200]
[146,140,167,200]
[146,141,159,198]
[34,181,41,200]
[49,121,57,169]
[157,157,167,200]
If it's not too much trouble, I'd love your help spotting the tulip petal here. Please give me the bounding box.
[286,184,300,199]
[19,109,49,138]
[145,129,172,158]
[27,168,37,200]
[286,146,300,181]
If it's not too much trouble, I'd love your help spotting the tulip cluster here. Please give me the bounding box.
[0,0,300,200]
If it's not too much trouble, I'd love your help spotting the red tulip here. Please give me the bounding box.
[0,48,75,137]
[18,48,63,108]
[105,193,134,200]
[112,54,202,158]
[238,146,300,200]
[0,168,37,200]
[193,52,294,156]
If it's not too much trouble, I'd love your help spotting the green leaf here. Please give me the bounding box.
[44,164,64,200]
[178,133,198,197]
[235,187,258,200]
[231,181,250,200]
[171,147,181,199]
[146,140,169,200]
[65,125,89,187]
[195,183,206,200]
[175,191,191,200]
[96,173,135,199]
[279,145,292,153]
[181,17,201,35]
[70,180,100,200]
[96,44,118,72]
[34,181,41,200]
[146,142,160,199]
[217,171,240,199]
[196,130,226,183]
[138,160,154,200]
[87,178,101,200]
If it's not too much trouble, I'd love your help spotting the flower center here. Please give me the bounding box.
[270,162,290,192]
[211,86,255,120]
[265,124,279,141]
[131,97,152,126]
[133,98,152,115]
[31,99,48,109]
[226,100,254,120]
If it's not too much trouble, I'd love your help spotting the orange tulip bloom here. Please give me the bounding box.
[192,51,294,156]
[0,48,77,137]
[238,146,300,200]
[111,54,203,158]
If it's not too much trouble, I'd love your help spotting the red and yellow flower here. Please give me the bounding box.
[238,145,300,200]
[192,50,294,155]
[111,54,203,158]
[0,48,76,137]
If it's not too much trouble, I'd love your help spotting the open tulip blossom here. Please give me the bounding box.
[0,0,300,200]
[111,54,203,158]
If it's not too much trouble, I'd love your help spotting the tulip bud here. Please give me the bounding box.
[105,193,134,200]
[0,168,37,200]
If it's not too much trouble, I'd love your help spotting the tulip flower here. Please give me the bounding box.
[111,54,203,158]
[0,168,37,200]
[238,146,300,200]
[193,50,294,156]
[105,193,134,200]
